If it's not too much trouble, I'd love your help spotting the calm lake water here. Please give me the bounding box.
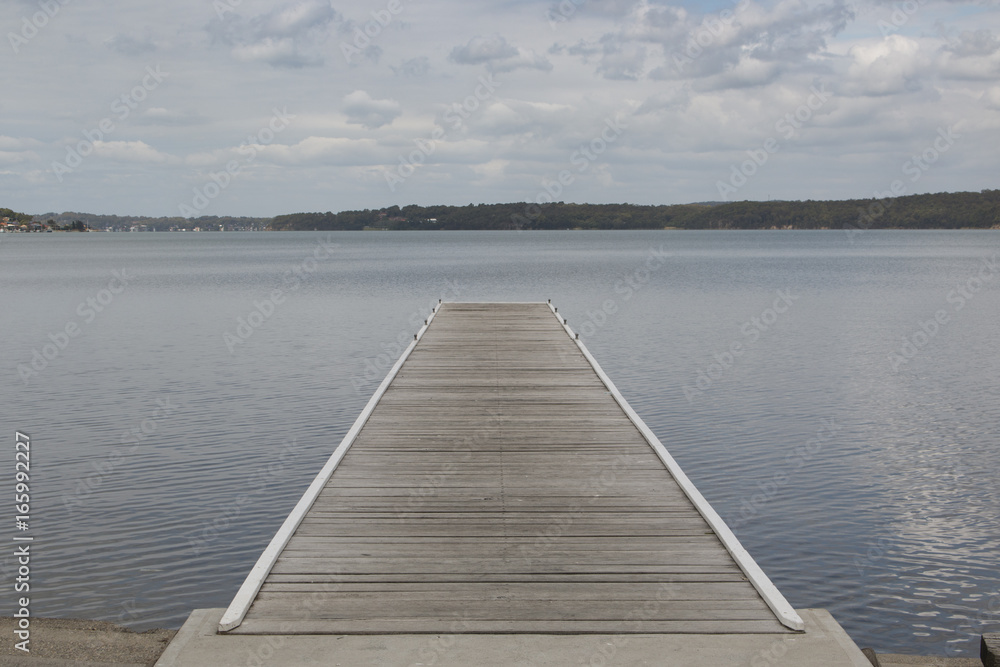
[2,230,998,658]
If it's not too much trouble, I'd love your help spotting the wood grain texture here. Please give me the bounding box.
[232,303,790,635]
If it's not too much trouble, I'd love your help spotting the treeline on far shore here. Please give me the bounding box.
[7,190,999,232]
[270,190,1000,231]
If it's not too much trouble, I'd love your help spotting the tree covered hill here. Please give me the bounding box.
[269,190,1000,231]
[28,212,271,231]
[7,190,999,232]
[1,207,35,224]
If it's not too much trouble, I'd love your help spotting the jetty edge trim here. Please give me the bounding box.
[546,301,806,633]
[217,302,444,632]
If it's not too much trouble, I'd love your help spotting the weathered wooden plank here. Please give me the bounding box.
[247,598,777,621]
[257,582,755,595]
[298,510,706,520]
[312,490,689,502]
[264,571,745,584]
[269,559,739,575]
[253,582,758,600]
[283,535,724,548]
[294,515,713,527]
[291,527,715,539]
[230,619,789,635]
[276,552,733,564]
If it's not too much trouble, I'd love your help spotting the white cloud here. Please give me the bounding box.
[104,32,157,56]
[491,49,554,74]
[252,136,382,165]
[843,35,924,95]
[943,29,1000,58]
[936,29,1000,80]
[568,34,649,81]
[547,0,638,23]
[0,151,38,165]
[566,0,853,83]
[0,136,42,151]
[92,141,176,164]
[635,89,691,115]
[695,58,782,91]
[450,34,553,73]
[231,37,305,66]
[209,0,340,68]
[450,34,519,64]
[394,56,431,77]
[470,158,509,184]
[982,87,1000,111]
[342,91,402,129]
[469,99,575,140]
[135,108,206,127]
[258,0,338,37]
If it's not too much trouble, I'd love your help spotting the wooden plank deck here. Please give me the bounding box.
[223,302,798,635]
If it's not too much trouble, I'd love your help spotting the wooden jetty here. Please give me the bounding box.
[219,302,803,635]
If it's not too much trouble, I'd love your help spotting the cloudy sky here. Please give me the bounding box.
[1,0,998,217]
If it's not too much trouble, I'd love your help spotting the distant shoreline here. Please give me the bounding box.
[6,226,1000,233]
[9,189,999,233]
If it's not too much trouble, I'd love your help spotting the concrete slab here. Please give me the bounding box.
[984,633,999,667]
[156,608,872,667]
[878,654,982,667]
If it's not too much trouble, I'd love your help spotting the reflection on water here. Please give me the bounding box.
[1,230,997,656]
